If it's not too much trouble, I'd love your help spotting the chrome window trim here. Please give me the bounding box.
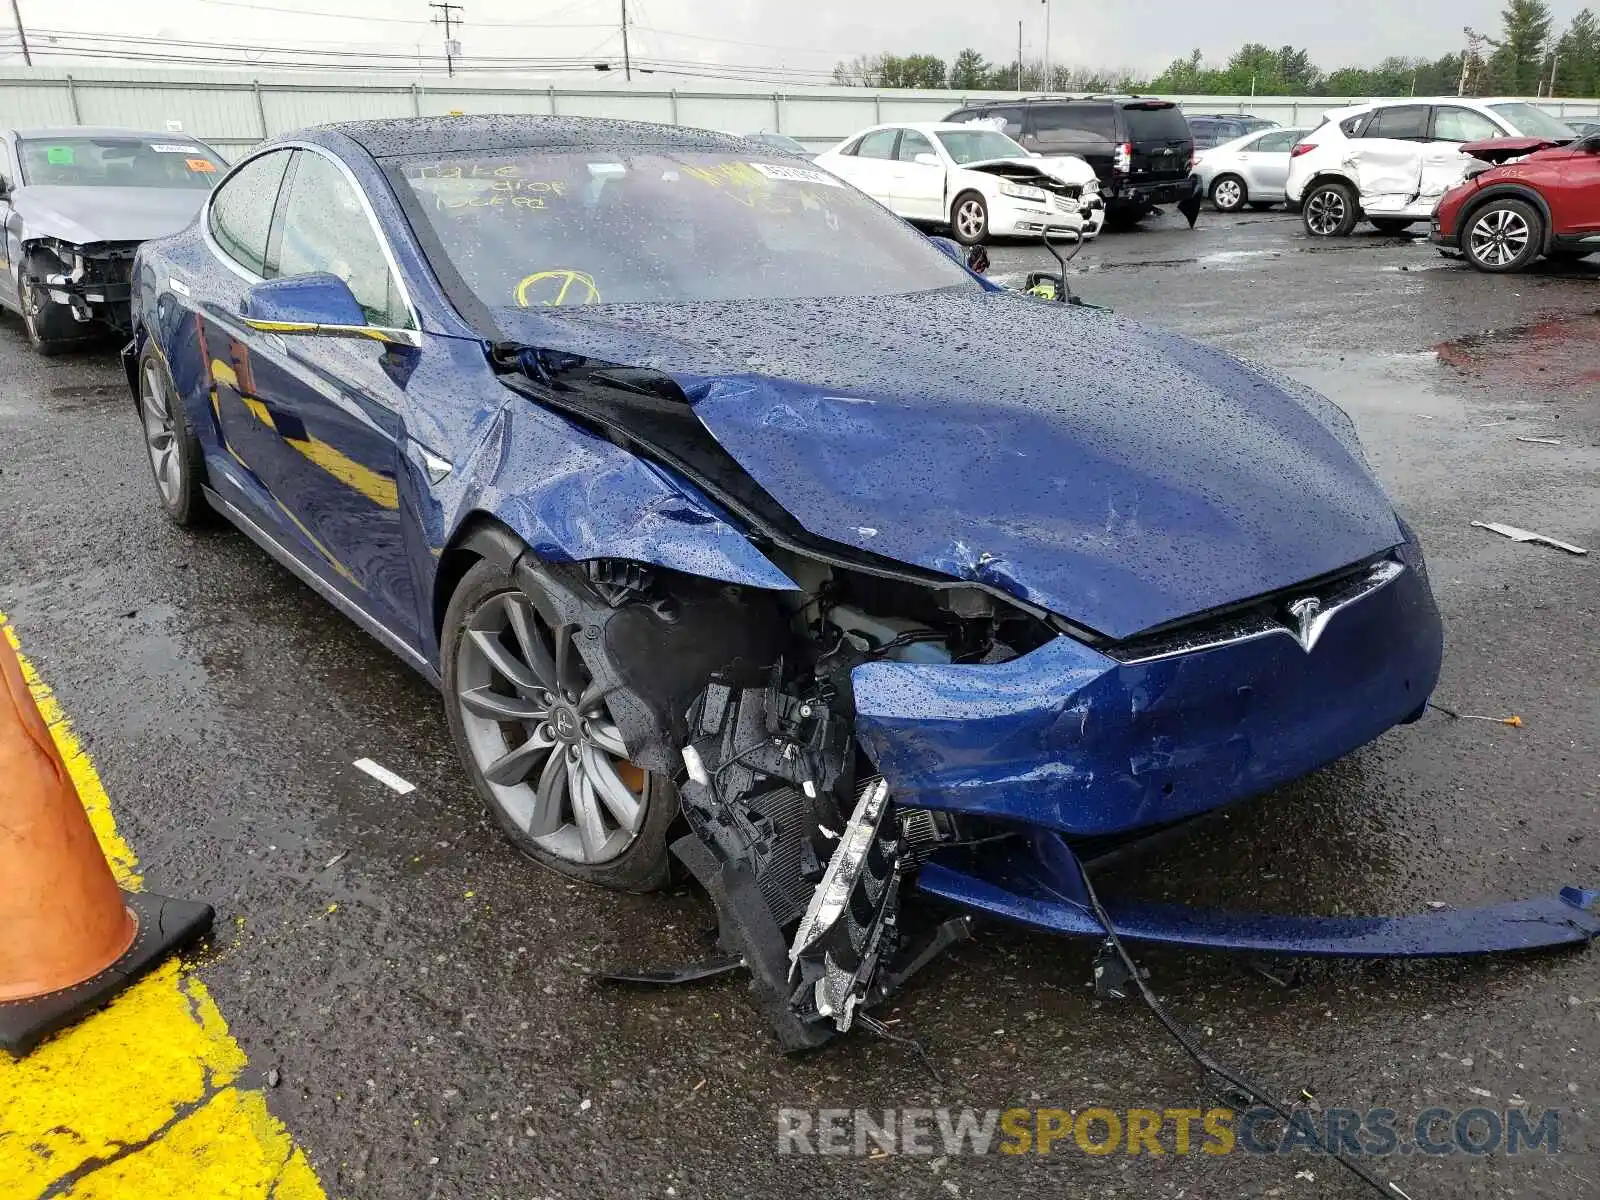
[200,140,422,334]
[1110,559,1407,667]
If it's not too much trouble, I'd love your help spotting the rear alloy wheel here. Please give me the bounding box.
[1303,181,1358,237]
[950,191,988,245]
[1210,174,1247,212]
[1463,199,1543,273]
[441,560,676,891]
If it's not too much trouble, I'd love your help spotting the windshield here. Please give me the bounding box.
[936,129,1026,164]
[397,150,975,308]
[18,137,221,188]
[1488,103,1576,140]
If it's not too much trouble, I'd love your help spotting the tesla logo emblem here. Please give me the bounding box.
[1286,597,1327,653]
[553,709,577,740]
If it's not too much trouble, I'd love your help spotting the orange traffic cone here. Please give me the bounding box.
[0,633,212,1056]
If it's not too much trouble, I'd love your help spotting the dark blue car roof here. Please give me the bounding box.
[308,115,746,160]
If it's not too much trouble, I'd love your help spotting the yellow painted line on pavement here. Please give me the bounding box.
[0,615,328,1200]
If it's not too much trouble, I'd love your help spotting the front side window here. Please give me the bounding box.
[1366,106,1430,141]
[276,151,411,329]
[896,130,937,162]
[208,149,293,277]
[396,150,976,309]
[936,129,1026,165]
[18,135,222,189]
[1432,106,1503,143]
[855,129,899,160]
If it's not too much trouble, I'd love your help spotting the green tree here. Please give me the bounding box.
[948,48,990,89]
[1554,9,1599,97]
[1491,0,1554,93]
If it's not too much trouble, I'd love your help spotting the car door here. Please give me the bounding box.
[890,129,946,220]
[237,147,420,641]
[1553,140,1600,237]
[0,133,18,310]
[196,146,299,528]
[827,128,901,210]
[1347,105,1430,212]
[1244,130,1301,195]
[1422,105,1504,203]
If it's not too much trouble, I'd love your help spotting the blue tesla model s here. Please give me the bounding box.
[127,115,1462,1047]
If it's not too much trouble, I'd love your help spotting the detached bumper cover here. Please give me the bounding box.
[919,834,1600,957]
[853,552,1442,838]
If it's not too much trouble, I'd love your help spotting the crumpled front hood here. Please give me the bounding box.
[495,291,1402,639]
[11,185,206,245]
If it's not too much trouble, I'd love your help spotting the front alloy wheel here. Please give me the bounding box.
[1464,200,1542,273]
[442,560,675,890]
[951,192,988,245]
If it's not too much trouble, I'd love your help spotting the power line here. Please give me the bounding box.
[194,0,611,30]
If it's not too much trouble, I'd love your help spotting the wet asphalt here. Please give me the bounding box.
[0,209,1596,1199]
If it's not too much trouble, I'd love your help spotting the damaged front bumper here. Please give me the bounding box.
[25,239,138,334]
[852,554,1442,837]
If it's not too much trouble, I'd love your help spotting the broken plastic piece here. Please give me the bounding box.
[598,954,744,987]
[1471,521,1588,556]
[917,835,1600,958]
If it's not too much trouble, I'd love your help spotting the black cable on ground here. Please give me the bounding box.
[1074,862,1412,1200]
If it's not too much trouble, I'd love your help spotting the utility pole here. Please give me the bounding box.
[9,0,29,66]
[429,1,462,77]
[620,0,631,81]
[1016,20,1022,90]
[1547,48,1559,98]
[1041,0,1050,93]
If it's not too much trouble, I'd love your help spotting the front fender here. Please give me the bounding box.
[434,396,796,594]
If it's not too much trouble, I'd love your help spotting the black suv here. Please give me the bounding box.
[943,96,1200,222]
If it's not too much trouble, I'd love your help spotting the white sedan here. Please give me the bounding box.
[1191,127,1311,212]
[815,122,1104,245]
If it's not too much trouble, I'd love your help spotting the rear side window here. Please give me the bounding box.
[1122,103,1192,141]
[1366,106,1430,141]
[1032,104,1115,140]
[1253,130,1301,152]
[855,129,899,160]
[1339,113,1371,137]
[208,149,293,277]
[975,107,1025,138]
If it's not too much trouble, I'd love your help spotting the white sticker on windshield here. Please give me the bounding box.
[749,161,842,187]
[150,143,203,154]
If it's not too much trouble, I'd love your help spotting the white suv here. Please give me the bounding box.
[1285,98,1580,237]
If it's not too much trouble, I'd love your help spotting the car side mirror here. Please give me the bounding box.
[1584,134,1600,153]
[914,153,940,167]
[240,273,371,337]
[927,235,988,275]
[0,177,11,201]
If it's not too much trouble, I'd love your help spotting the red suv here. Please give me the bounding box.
[1432,131,1600,272]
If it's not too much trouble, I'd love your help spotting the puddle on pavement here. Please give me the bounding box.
[1433,312,1600,390]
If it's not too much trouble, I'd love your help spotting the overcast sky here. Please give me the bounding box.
[5,0,1585,80]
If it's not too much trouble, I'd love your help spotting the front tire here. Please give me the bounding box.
[1210,174,1247,212]
[950,191,988,245]
[1462,199,1543,273]
[1302,181,1359,237]
[138,342,211,526]
[441,559,676,892]
[19,265,83,356]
